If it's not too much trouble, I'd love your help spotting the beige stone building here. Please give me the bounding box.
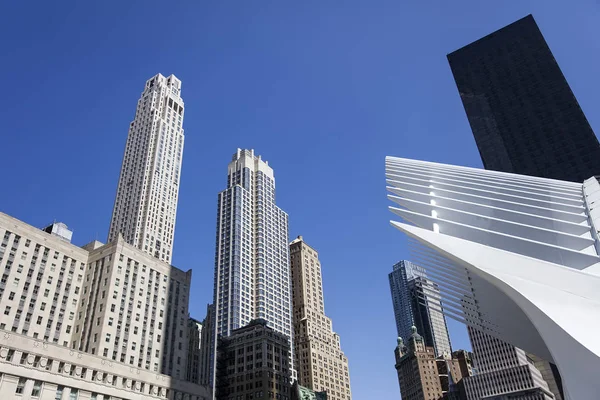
[0,212,209,399]
[108,73,185,264]
[289,237,351,400]
[0,331,208,400]
[394,327,467,400]
[72,237,191,380]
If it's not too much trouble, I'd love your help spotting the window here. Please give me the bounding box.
[69,388,78,400]
[55,385,64,400]
[31,380,42,397]
[15,377,26,394]
[4,306,10,315]
[8,292,15,300]
[105,334,111,343]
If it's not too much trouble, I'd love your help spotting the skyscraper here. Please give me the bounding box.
[212,149,292,377]
[461,327,555,400]
[289,236,351,400]
[0,212,210,399]
[448,14,600,183]
[108,73,185,263]
[388,260,451,357]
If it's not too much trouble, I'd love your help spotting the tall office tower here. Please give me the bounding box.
[289,236,351,400]
[461,328,555,400]
[448,14,600,183]
[448,15,577,398]
[215,319,292,400]
[72,235,192,380]
[108,73,185,263]
[186,317,202,384]
[212,149,292,341]
[0,214,88,346]
[394,327,466,400]
[388,260,451,357]
[0,212,210,399]
[198,304,215,386]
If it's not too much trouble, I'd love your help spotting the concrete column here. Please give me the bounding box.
[1,374,19,395]
[78,389,92,400]
[40,382,58,400]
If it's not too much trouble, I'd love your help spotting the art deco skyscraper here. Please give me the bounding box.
[389,260,451,358]
[448,14,600,183]
[213,149,292,339]
[290,236,351,400]
[108,73,185,263]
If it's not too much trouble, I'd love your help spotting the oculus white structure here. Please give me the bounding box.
[386,156,600,400]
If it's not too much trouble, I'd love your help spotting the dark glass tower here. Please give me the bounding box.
[448,14,600,183]
[388,260,452,358]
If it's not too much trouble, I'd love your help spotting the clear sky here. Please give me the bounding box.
[1,1,599,398]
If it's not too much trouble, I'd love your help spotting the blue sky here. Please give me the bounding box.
[1,1,600,398]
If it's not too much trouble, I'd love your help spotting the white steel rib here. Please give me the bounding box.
[386,156,600,400]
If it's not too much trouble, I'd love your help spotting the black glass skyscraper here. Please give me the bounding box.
[448,14,600,183]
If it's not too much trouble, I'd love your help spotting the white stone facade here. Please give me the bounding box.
[0,330,209,400]
[289,236,351,400]
[0,213,88,346]
[109,73,185,263]
[0,212,199,387]
[72,237,192,380]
